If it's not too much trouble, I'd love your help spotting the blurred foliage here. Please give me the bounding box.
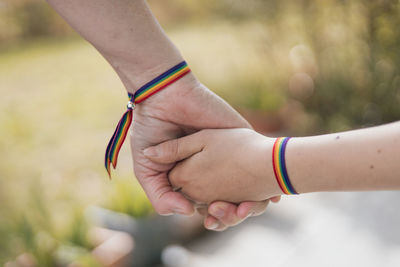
[105,179,153,219]
[0,40,153,265]
[2,0,400,132]
[0,0,74,44]
[154,0,400,134]
[0,0,399,265]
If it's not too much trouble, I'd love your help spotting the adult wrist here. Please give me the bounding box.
[132,70,200,111]
[105,60,196,176]
[102,42,187,94]
[111,57,188,93]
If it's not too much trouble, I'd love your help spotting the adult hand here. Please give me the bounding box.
[46,0,278,231]
[130,73,279,230]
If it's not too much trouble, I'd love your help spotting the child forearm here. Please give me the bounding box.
[287,122,400,193]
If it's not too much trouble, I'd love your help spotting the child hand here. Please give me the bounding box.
[144,129,283,204]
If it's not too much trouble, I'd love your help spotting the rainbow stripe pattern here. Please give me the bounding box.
[133,61,191,104]
[105,108,133,177]
[272,137,298,195]
[105,61,191,178]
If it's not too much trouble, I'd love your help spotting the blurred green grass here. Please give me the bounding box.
[0,0,399,265]
[0,38,152,264]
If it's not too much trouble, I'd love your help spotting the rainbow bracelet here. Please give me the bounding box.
[105,61,191,178]
[272,137,298,195]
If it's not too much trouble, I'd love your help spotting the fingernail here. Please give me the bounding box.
[173,207,190,216]
[144,147,158,158]
[213,209,225,219]
[206,222,219,230]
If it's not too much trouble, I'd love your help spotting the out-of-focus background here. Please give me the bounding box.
[0,0,399,266]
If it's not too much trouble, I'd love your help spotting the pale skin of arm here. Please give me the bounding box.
[145,122,400,215]
[289,122,400,193]
[46,0,274,230]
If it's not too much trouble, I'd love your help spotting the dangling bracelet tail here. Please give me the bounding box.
[272,137,298,195]
[105,61,191,178]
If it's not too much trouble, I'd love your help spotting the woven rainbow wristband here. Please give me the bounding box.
[105,61,191,178]
[272,137,298,195]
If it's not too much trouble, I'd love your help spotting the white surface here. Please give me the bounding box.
[164,192,400,267]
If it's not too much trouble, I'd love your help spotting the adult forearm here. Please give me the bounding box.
[287,122,400,193]
[47,0,184,92]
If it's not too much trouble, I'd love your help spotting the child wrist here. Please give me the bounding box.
[272,137,299,195]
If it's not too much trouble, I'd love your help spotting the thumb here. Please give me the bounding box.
[144,132,205,164]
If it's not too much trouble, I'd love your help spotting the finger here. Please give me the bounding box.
[143,132,205,164]
[236,200,270,219]
[270,196,281,203]
[207,201,243,227]
[156,190,195,216]
[204,215,227,231]
[137,172,195,216]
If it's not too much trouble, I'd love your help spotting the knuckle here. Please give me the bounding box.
[168,169,179,185]
[163,139,179,160]
[169,165,187,187]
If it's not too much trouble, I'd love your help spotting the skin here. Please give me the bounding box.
[145,122,400,208]
[131,77,281,230]
[46,0,274,230]
[145,128,280,204]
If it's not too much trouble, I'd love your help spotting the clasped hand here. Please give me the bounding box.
[144,128,282,204]
[130,75,279,231]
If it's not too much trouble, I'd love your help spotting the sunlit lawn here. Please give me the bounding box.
[0,38,151,264]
